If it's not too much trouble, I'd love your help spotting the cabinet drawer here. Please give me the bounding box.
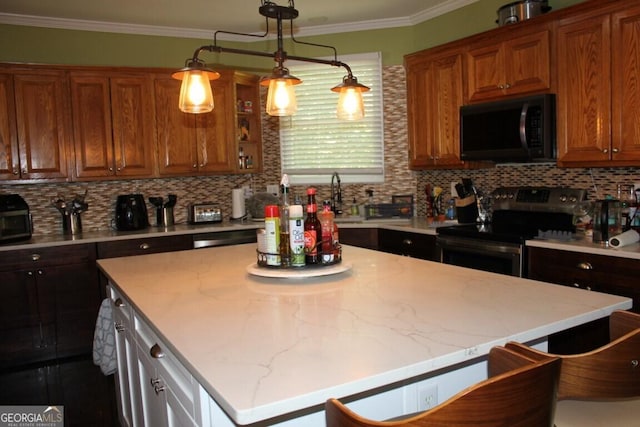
[97,235,193,259]
[109,285,133,324]
[0,243,95,271]
[339,228,378,250]
[378,229,437,261]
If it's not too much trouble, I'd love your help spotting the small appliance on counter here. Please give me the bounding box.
[115,194,149,231]
[0,194,32,243]
[496,0,551,26]
[188,203,223,224]
[149,195,177,227]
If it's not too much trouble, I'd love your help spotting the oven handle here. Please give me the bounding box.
[437,236,522,256]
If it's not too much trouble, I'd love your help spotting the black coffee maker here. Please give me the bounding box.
[115,194,149,231]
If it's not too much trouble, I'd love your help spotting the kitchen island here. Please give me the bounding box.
[98,244,632,426]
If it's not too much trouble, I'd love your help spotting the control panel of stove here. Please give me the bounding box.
[491,187,587,214]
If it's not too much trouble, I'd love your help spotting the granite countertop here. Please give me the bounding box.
[98,244,631,425]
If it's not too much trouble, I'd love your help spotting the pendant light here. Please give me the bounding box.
[172,0,369,119]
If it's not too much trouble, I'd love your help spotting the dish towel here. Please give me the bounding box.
[93,298,117,376]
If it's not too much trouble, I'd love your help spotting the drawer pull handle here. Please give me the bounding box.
[150,343,165,359]
[31,254,41,261]
[150,377,165,393]
[115,322,125,333]
[114,298,124,307]
[632,360,638,369]
[402,239,413,246]
[577,262,593,270]
[140,243,150,250]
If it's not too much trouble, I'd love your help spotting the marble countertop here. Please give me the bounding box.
[3,216,639,260]
[98,244,631,425]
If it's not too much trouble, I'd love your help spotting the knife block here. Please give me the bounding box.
[455,196,478,224]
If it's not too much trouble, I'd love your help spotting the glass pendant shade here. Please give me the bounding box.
[174,69,216,113]
[332,75,369,121]
[263,77,300,116]
[336,87,365,121]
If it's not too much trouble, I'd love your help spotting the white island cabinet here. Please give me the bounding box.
[98,244,632,427]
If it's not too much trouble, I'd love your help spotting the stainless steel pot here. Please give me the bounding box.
[496,0,551,26]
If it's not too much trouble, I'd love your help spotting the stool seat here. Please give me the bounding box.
[555,398,640,427]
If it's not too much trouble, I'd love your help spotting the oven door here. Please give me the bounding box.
[437,235,524,277]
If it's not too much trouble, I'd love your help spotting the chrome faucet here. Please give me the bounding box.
[330,172,342,215]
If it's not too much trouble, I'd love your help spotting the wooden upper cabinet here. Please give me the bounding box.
[13,71,71,180]
[0,73,19,180]
[69,72,156,179]
[556,12,611,165]
[556,3,640,167]
[611,5,640,164]
[155,73,244,176]
[406,48,465,169]
[466,27,551,102]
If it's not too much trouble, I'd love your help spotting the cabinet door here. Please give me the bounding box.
[69,73,115,178]
[467,29,550,102]
[406,57,433,168]
[466,42,505,102]
[0,270,42,369]
[611,5,640,164]
[13,71,71,179]
[556,13,612,165]
[111,76,157,177]
[196,77,235,173]
[428,52,465,167]
[155,77,199,176]
[504,29,551,95]
[50,262,101,358]
[0,73,19,179]
[406,50,465,169]
[137,342,169,427]
[112,294,142,427]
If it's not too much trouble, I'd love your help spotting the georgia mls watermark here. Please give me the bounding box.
[0,406,64,427]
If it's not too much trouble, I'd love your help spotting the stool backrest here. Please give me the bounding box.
[325,346,560,427]
[506,311,640,400]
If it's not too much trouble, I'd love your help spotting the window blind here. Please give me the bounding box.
[280,52,384,185]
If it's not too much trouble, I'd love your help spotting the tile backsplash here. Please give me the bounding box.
[2,64,639,235]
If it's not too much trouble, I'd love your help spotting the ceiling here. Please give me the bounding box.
[0,0,478,39]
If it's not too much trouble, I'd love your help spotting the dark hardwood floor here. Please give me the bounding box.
[0,355,120,426]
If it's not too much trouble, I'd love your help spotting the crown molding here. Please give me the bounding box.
[0,1,478,40]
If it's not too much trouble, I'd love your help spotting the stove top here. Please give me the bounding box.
[438,186,588,243]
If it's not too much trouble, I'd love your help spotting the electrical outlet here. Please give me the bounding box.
[417,382,438,411]
[266,184,279,196]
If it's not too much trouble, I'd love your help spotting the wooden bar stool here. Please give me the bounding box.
[325,346,560,427]
[505,310,640,427]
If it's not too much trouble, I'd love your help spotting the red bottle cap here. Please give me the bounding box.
[307,187,316,195]
[264,205,280,217]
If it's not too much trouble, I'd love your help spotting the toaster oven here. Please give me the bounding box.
[188,203,223,224]
[0,194,32,243]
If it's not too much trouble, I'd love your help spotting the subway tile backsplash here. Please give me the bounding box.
[2,65,638,235]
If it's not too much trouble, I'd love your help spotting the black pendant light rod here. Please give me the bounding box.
[182,0,356,78]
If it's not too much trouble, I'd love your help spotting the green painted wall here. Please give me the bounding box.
[0,0,585,69]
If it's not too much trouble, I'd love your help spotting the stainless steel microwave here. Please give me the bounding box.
[460,94,556,163]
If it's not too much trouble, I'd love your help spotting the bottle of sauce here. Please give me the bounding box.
[304,188,321,264]
[319,201,336,263]
[279,175,291,267]
[289,204,306,267]
[264,205,281,266]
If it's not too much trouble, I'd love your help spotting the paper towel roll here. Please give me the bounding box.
[608,229,640,248]
[231,188,246,219]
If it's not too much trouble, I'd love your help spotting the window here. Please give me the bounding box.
[280,52,384,185]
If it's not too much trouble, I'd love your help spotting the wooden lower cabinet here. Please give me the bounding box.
[528,246,639,353]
